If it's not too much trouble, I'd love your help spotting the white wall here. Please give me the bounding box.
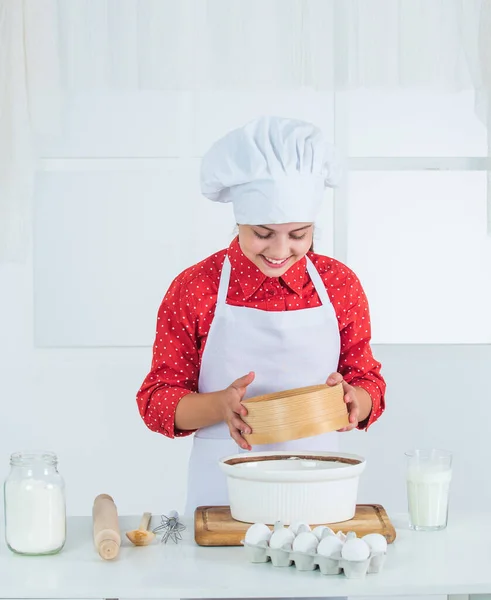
[341,344,491,517]
[1,84,490,524]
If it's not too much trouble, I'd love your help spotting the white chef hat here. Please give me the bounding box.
[200,116,343,224]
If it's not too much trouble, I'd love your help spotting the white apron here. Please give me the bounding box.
[185,254,341,515]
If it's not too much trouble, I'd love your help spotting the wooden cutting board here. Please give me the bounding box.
[194,504,396,546]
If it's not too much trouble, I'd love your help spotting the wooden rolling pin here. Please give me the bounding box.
[92,493,121,560]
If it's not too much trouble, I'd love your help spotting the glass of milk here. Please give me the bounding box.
[405,449,452,531]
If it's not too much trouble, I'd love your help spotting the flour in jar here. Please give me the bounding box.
[5,478,66,554]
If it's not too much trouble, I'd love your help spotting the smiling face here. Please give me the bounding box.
[238,223,314,277]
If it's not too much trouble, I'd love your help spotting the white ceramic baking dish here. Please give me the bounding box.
[219,450,366,525]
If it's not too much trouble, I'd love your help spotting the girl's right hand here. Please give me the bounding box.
[219,371,255,450]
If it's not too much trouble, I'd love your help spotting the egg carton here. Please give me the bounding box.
[241,527,387,580]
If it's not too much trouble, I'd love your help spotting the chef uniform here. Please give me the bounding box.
[185,116,345,515]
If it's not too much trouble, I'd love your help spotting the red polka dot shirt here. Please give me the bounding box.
[137,237,386,438]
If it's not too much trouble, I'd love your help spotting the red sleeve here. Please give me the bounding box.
[136,275,200,439]
[336,271,386,431]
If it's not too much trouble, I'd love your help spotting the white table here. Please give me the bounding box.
[0,514,490,600]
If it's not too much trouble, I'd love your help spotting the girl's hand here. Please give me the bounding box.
[219,372,255,450]
[326,372,360,431]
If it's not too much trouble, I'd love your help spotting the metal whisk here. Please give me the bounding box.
[152,510,186,544]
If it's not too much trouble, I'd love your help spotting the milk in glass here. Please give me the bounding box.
[405,449,452,531]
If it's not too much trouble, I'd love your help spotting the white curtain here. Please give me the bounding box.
[54,0,481,92]
[1,0,490,262]
[0,0,61,262]
[476,0,491,233]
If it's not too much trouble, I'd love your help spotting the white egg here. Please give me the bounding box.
[336,531,347,542]
[312,525,335,541]
[292,531,319,554]
[244,523,272,546]
[269,527,295,550]
[289,521,311,535]
[273,520,284,531]
[362,533,388,554]
[317,535,344,558]
[341,538,371,562]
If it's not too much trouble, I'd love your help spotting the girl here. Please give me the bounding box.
[137,116,386,515]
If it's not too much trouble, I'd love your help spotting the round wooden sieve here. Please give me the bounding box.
[241,383,349,444]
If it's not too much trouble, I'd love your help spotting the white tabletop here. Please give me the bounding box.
[0,513,489,599]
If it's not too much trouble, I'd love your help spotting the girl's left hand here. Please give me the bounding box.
[326,372,359,431]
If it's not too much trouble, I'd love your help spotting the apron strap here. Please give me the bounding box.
[306,256,332,306]
[216,255,232,306]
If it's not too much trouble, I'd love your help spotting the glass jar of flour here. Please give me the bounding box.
[4,451,66,555]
